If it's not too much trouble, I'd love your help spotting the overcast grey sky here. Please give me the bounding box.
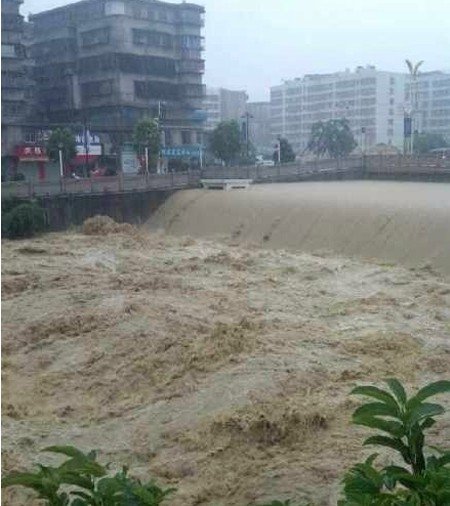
[23,0,450,101]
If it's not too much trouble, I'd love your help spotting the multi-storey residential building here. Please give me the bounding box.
[29,0,205,150]
[270,66,407,154]
[246,101,271,154]
[203,86,248,130]
[1,0,34,160]
[414,71,450,142]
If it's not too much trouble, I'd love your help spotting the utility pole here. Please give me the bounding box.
[156,100,166,174]
[241,111,253,159]
[83,117,90,177]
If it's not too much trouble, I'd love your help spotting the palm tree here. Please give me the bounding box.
[405,60,424,154]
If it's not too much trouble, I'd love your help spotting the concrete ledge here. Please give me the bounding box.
[201,179,253,190]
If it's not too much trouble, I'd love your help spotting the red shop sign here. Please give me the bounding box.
[14,145,49,162]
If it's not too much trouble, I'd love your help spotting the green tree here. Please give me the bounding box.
[413,132,448,154]
[273,137,296,164]
[307,119,357,158]
[209,120,242,166]
[46,128,77,164]
[133,119,161,172]
[239,140,257,166]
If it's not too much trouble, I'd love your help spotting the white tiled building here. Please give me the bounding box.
[414,71,450,141]
[271,66,408,154]
[204,86,248,131]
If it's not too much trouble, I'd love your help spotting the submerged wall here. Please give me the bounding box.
[148,181,450,275]
[38,189,175,231]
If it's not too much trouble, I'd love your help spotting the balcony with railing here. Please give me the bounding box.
[178,59,205,74]
[180,83,206,98]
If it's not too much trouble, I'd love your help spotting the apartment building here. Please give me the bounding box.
[204,86,248,130]
[246,101,271,154]
[29,0,205,148]
[414,71,450,141]
[1,0,34,157]
[271,66,407,154]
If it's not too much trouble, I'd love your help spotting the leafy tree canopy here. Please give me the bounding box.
[307,119,357,158]
[273,137,296,163]
[209,120,242,166]
[133,119,161,158]
[46,128,77,163]
[414,132,448,154]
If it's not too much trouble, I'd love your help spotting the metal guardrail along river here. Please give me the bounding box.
[2,155,450,199]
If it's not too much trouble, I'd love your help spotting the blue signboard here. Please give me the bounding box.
[161,145,201,158]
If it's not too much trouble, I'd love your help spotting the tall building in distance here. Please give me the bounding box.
[271,66,408,154]
[246,101,271,155]
[29,0,205,148]
[414,71,450,142]
[1,0,34,157]
[203,86,248,130]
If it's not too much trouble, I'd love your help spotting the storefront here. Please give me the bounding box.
[12,145,50,181]
[72,132,103,177]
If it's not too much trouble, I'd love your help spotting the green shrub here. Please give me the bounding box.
[2,202,46,239]
[2,446,174,505]
[339,379,450,505]
[2,196,24,215]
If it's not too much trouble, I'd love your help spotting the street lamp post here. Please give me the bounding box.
[58,142,64,178]
[144,145,149,175]
[405,60,424,156]
[241,112,253,159]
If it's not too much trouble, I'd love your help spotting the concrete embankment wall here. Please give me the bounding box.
[148,181,450,276]
[37,189,175,231]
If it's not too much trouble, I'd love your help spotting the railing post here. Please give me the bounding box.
[118,172,124,192]
[171,170,174,187]
[29,180,33,198]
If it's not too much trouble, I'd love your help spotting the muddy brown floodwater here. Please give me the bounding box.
[2,183,450,505]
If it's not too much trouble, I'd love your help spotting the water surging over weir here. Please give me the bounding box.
[148,181,450,275]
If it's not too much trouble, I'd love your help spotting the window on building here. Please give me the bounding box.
[181,131,191,144]
[178,34,203,50]
[390,77,395,85]
[388,119,394,125]
[81,80,113,99]
[132,29,174,48]
[116,54,176,77]
[157,9,169,21]
[1,44,16,58]
[105,1,125,16]
[390,98,395,105]
[134,80,179,100]
[81,27,110,47]
[164,129,172,146]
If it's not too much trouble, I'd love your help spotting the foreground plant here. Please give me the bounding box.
[2,446,174,505]
[339,379,450,505]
